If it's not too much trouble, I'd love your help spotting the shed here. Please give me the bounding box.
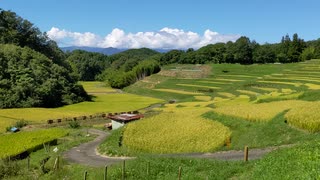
[107,113,144,130]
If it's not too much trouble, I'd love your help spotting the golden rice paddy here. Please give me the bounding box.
[176,84,221,89]
[123,106,231,153]
[153,88,203,95]
[285,102,320,132]
[214,100,310,122]
[194,96,212,101]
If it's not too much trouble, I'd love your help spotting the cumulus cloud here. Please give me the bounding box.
[47,27,240,49]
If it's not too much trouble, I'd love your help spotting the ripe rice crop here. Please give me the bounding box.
[80,81,116,94]
[285,102,320,132]
[197,81,231,85]
[176,84,221,89]
[217,92,236,98]
[194,96,212,101]
[252,87,279,92]
[0,128,68,159]
[281,88,295,94]
[255,92,303,103]
[218,74,256,78]
[236,90,259,96]
[0,94,163,131]
[123,107,231,153]
[214,78,244,82]
[258,80,302,87]
[153,88,203,95]
[214,100,310,122]
[214,95,250,107]
[305,83,320,90]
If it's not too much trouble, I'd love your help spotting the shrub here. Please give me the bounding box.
[68,120,80,129]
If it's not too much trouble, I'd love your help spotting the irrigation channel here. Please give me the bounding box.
[63,129,293,167]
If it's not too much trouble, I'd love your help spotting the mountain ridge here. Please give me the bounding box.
[60,46,174,55]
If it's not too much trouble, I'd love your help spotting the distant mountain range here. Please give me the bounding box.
[60,46,173,55]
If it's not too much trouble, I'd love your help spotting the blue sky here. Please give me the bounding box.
[1,0,319,48]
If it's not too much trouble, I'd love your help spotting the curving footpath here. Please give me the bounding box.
[64,129,292,167]
[63,129,132,167]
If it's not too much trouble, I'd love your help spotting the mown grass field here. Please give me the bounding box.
[0,82,163,133]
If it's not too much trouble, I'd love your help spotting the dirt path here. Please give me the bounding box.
[63,129,132,167]
[163,144,293,161]
[64,129,293,167]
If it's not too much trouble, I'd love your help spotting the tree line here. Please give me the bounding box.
[160,35,320,65]
[1,8,320,108]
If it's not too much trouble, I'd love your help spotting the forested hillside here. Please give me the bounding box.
[0,9,89,108]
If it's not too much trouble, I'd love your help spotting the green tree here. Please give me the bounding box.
[233,36,253,64]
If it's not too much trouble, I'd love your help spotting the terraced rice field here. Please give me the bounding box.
[214,100,310,122]
[123,104,231,153]
[0,84,163,132]
[286,102,320,132]
[176,84,221,89]
[153,89,203,95]
[0,128,68,159]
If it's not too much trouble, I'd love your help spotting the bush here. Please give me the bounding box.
[0,159,21,179]
[68,120,80,129]
[15,120,28,128]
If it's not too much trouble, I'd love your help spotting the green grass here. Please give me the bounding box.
[79,81,116,93]
[203,111,318,150]
[248,141,320,179]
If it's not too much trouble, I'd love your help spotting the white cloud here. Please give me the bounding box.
[47,27,240,49]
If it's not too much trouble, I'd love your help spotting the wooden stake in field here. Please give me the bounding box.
[178,166,182,180]
[244,146,249,162]
[104,165,108,180]
[84,171,87,180]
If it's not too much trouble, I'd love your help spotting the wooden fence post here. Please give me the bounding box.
[244,146,249,162]
[84,171,87,180]
[104,165,108,180]
[178,166,182,180]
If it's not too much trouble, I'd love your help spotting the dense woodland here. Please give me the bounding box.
[1,9,320,108]
[0,9,89,108]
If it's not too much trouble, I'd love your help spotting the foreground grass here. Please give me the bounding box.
[248,141,320,179]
